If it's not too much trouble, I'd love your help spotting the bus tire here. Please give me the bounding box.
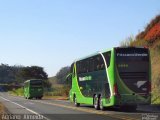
[27,95,31,99]
[94,95,100,110]
[100,96,105,111]
[74,95,80,107]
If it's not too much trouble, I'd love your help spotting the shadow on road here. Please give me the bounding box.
[78,104,160,113]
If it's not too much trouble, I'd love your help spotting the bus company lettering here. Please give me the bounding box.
[79,76,92,81]
[117,53,148,57]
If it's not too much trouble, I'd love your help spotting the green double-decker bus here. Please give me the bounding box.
[24,79,43,99]
[69,47,151,111]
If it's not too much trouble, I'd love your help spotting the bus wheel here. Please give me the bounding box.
[94,95,100,110]
[27,95,31,99]
[100,96,105,111]
[74,95,80,107]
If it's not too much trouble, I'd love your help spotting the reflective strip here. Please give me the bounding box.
[99,52,113,98]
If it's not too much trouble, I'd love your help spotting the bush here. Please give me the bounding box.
[120,36,134,47]
[44,84,70,97]
[10,87,24,96]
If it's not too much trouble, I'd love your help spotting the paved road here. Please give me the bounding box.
[0,92,159,120]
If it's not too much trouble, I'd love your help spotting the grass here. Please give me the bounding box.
[0,102,7,116]
[0,102,4,113]
[44,84,70,97]
[9,83,70,100]
[9,87,24,96]
[150,41,160,104]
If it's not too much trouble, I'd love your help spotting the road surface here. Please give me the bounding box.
[0,92,159,120]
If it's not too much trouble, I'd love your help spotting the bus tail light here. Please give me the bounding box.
[144,46,148,49]
[114,84,120,97]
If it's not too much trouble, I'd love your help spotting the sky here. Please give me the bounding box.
[0,0,159,77]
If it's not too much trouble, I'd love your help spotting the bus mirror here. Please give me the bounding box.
[66,73,72,81]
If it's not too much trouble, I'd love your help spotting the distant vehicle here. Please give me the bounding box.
[24,79,43,99]
[68,47,151,111]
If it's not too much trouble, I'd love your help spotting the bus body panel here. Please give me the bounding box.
[70,48,115,106]
[69,47,151,108]
[114,47,151,106]
[24,79,43,99]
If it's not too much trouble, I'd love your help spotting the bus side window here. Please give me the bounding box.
[71,63,74,73]
[72,64,76,77]
[73,67,76,77]
[86,59,90,73]
[89,57,94,72]
[70,63,75,78]
[96,56,100,70]
[103,51,111,68]
[94,55,105,71]
[99,56,105,70]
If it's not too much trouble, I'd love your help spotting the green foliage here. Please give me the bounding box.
[152,75,160,104]
[10,87,24,96]
[130,39,148,47]
[120,36,135,47]
[0,64,24,84]
[19,66,48,80]
[55,66,70,84]
[120,36,149,47]
[150,44,160,104]
[45,66,71,97]
[0,64,49,87]
[44,84,70,97]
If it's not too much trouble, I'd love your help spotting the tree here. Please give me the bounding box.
[56,66,70,84]
[0,64,49,85]
[19,66,48,80]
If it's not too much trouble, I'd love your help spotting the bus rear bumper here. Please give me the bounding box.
[114,95,151,106]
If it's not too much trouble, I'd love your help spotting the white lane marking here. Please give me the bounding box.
[30,100,138,120]
[0,96,50,120]
[24,102,35,105]
[11,95,70,103]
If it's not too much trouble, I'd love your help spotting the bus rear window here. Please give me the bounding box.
[30,80,42,86]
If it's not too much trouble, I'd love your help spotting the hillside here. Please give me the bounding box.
[125,14,160,104]
[136,15,160,42]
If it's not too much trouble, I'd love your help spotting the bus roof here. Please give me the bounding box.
[74,48,114,62]
[24,79,42,83]
[73,46,147,63]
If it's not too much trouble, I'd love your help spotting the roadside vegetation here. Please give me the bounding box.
[120,14,160,104]
[43,67,70,99]
[9,66,71,100]
[9,87,24,96]
[0,102,7,117]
